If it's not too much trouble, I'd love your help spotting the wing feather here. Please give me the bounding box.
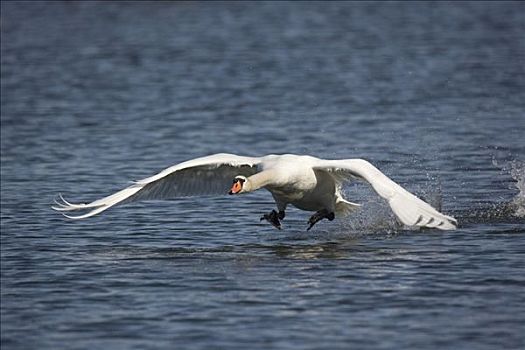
[313,159,457,230]
[53,153,261,219]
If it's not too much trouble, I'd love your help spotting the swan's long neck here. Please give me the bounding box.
[245,169,279,192]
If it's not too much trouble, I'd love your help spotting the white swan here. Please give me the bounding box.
[53,153,457,230]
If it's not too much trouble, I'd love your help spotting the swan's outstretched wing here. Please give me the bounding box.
[313,159,457,230]
[53,153,261,219]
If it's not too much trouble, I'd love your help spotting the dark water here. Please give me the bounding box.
[2,2,525,349]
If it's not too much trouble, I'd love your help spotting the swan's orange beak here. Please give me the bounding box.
[229,180,242,195]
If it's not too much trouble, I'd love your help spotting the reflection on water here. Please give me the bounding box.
[88,239,362,261]
[270,242,352,260]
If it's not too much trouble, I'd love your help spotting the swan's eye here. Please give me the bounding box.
[229,179,243,194]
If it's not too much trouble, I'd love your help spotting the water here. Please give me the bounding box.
[1,2,525,349]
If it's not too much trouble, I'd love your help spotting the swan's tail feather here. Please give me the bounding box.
[335,197,361,217]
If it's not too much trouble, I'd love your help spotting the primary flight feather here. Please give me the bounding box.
[53,153,457,230]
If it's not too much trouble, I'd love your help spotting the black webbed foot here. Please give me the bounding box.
[260,210,285,230]
[307,210,335,231]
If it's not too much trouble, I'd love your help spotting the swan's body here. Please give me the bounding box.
[53,153,457,230]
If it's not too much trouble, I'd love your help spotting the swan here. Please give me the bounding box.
[53,153,458,230]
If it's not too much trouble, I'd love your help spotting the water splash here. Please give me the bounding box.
[492,157,525,218]
[507,160,525,217]
[453,158,525,227]
[341,159,525,231]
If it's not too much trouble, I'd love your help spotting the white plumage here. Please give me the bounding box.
[53,153,457,230]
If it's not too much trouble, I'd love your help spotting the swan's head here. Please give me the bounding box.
[229,175,248,195]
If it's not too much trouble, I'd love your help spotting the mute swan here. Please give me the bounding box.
[53,153,457,230]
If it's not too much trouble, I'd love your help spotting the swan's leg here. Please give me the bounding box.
[260,210,285,230]
[307,209,335,231]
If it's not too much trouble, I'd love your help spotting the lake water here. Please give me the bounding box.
[1,2,525,349]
